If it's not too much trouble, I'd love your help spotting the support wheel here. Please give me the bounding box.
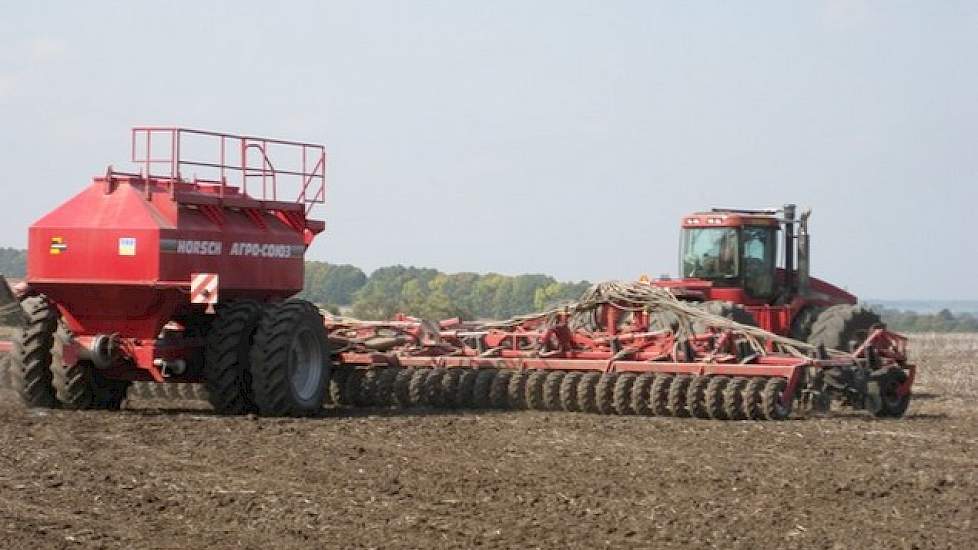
[761,377,792,420]
[630,374,655,416]
[559,372,582,412]
[12,295,59,408]
[723,377,749,420]
[595,373,617,415]
[542,371,564,410]
[686,375,710,419]
[612,373,636,415]
[250,301,331,417]
[741,377,766,420]
[668,375,692,417]
[705,376,730,420]
[650,374,673,416]
[867,367,910,418]
[456,369,478,408]
[392,367,416,407]
[407,368,429,407]
[471,369,495,409]
[488,370,511,408]
[507,371,529,409]
[441,369,463,408]
[524,371,548,410]
[576,372,601,413]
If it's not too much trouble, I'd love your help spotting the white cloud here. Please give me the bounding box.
[29,36,67,62]
[821,0,870,31]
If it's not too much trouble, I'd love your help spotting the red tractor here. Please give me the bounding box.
[652,205,882,351]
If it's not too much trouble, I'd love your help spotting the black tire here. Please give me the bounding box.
[422,368,447,407]
[668,374,692,417]
[488,370,511,408]
[761,377,791,420]
[204,300,262,415]
[650,374,673,416]
[630,373,655,416]
[576,372,601,413]
[392,367,415,407]
[542,371,563,410]
[742,377,766,420]
[686,375,710,419]
[808,304,882,351]
[524,371,548,410]
[89,369,130,410]
[867,367,911,418]
[471,369,496,409]
[408,368,429,407]
[360,369,381,406]
[456,369,478,408]
[705,376,730,420]
[723,377,748,420]
[330,367,353,406]
[53,360,92,409]
[507,371,529,409]
[612,373,636,415]
[694,301,756,333]
[595,373,617,415]
[441,369,463,408]
[373,368,397,406]
[12,295,58,408]
[250,301,331,416]
[559,372,582,412]
[0,355,10,389]
[343,368,367,406]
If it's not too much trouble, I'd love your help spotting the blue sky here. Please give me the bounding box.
[1,1,976,299]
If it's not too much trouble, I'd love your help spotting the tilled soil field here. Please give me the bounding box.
[0,334,976,549]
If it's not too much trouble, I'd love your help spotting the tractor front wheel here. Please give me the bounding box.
[250,301,331,417]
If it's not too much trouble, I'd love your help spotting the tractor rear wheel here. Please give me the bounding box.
[808,305,883,351]
[250,301,331,417]
[12,295,59,408]
[204,300,262,415]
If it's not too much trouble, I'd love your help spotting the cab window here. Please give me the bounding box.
[741,226,777,297]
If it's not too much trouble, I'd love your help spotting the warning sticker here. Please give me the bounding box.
[49,237,67,255]
[118,237,137,256]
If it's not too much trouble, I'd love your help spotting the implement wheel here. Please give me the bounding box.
[524,371,548,410]
[761,377,792,420]
[686,375,710,419]
[576,372,600,413]
[441,369,463,408]
[471,369,495,409]
[630,373,655,416]
[559,372,582,412]
[595,373,617,415]
[542,371,564,410]
[723,377,748,420]
[489,370,511,408]
[204,301,263,414]
[741,377,766,420]
[250,301,330,417]
[668,375,692,417]
[408,368,429,407]
[12,295,59,408]
[650,374,673,416]
[392,367,416,407]
[867,367,911,418]
[612,373,636,415]
[705,376,730,420]
[507,371,529,409]
[456,369,478,408]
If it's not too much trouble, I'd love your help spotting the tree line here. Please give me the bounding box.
[873,306,978,333]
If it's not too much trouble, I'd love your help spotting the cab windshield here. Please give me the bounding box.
[681,228,739,279]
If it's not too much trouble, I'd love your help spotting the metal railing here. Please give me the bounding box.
[130,127,326,214]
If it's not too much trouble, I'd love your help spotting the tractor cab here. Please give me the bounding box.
[653,204,858,336]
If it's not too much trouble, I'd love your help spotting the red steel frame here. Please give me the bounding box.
[130,127,327,214]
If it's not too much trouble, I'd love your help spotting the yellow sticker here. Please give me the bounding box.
[118,237,136,256]
[49,236,67,255]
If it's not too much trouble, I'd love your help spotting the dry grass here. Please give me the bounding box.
[909,332,978,399]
